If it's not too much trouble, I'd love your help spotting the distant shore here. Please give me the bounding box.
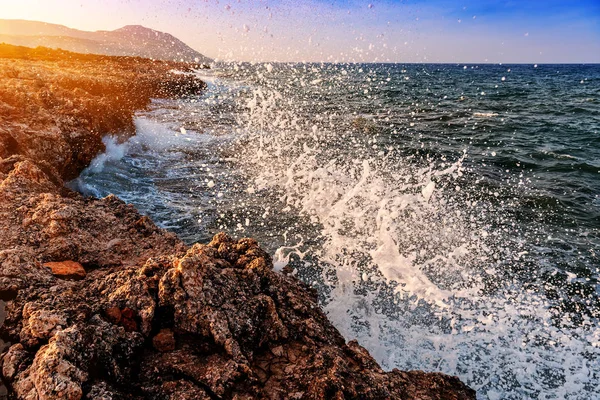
[0,44,475,399]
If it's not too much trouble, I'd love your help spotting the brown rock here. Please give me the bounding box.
[153,329,176,352]
[2,233,475,399]
[0,166,186,270]
[121,319,138,333]
[104,307,121,324]
[43,260,86,280]
[0,44,206,181]
[121,307,135,320]
[120,307,138,332]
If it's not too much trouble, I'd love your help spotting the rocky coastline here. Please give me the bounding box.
[0,44,475,399]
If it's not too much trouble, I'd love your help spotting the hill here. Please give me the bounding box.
[0,19,212,63]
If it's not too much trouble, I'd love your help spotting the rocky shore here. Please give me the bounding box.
[0,44,476,399]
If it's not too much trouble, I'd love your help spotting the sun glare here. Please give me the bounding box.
[0,0,110,32]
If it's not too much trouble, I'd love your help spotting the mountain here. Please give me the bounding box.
[0,19,212,63]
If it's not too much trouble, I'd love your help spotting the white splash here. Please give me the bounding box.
[87,136,129,174]
[225,66,600,400]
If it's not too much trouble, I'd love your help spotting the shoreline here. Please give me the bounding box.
[0,45,475,399]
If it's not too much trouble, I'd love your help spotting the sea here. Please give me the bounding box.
[72,63,600,399]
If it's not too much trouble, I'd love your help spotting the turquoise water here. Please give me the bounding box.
[74,63,600,399]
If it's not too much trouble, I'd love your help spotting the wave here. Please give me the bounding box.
[473,112,499,118]
[224,66,600,399]
[76,64,600,399]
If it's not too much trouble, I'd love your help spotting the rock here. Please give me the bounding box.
[104,307,121,324]
[8,316,144,400]
[43,261,86,280]
[2,344,31,381]
[20,304,68,347]
[153,329,176,352]
[0,168,186,269]
[1,233,475,399]
[0,44,206,181]
[120,307,138,332]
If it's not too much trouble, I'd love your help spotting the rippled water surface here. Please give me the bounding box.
[73,63,600,399]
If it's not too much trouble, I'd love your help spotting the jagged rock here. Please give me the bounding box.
[0,163,186,270]
[8,316,144,400]
[1,344,31,382]
[0,44,206,180]
[1,234,475,399]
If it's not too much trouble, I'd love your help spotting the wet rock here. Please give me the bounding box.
[43,261,86,280]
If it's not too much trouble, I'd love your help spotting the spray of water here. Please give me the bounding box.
[75,64,599,399]
[224,64,599,399]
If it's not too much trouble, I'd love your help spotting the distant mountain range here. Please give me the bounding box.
[0,19,212,64]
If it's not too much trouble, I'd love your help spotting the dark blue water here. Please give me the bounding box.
[74,63,600,399]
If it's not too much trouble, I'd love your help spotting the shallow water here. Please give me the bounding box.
[73,63,600,399]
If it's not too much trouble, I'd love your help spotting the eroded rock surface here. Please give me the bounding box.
[1,232,474,399]
[0,44,206,181]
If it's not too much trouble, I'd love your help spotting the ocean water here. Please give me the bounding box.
[72,63,600,399]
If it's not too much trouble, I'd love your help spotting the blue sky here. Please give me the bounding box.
[2,0,599,62]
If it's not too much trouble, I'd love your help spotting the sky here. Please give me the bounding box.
[1,0,599,63]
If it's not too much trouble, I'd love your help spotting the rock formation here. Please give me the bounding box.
[0,44,206,180]
[0,44,476,399]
